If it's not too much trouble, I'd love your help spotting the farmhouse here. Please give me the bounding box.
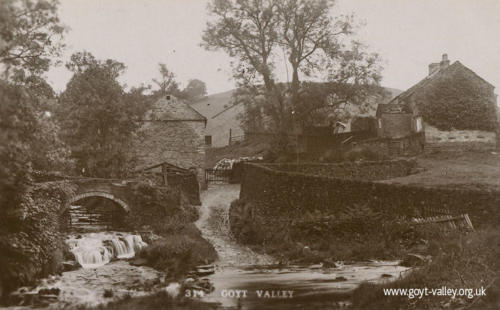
[132,95,207,185]
[377,54,498,150]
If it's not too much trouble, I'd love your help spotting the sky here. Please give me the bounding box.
[46,0,500,96]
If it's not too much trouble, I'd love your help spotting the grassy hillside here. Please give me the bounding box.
[191,90,244,147]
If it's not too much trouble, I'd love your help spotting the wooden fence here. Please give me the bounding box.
[412,214,474,231]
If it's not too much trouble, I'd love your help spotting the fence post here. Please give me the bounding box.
[162,163,168,187]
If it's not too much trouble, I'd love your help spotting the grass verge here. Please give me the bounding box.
[351,227,500,309]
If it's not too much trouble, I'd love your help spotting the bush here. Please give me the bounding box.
[138,224,217,279]
[123,182,198,234]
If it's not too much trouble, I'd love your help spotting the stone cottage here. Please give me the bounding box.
[133,95,207,186]
[377,54,498,150]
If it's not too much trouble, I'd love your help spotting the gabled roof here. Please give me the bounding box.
[389,61,494,105]
[146,95,207,122]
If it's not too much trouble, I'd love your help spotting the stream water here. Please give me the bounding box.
[7,232,165,309]
[67,232,148,268]
[195,185,410,309]
[5,184,409,309]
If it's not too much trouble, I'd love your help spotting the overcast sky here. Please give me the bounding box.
[46,0,500,96]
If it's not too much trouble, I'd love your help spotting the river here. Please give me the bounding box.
[195,185,409,309]
[4,184,408,309]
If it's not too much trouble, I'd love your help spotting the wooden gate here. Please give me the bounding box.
[205,168,231,184]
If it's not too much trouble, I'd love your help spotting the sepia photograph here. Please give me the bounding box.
[0,0,499,309]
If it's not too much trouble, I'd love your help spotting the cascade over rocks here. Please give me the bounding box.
[66,232,147,268]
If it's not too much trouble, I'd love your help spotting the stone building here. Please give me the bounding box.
[376,54,497,150]
[376,102,414,138]
[132,95,207,186]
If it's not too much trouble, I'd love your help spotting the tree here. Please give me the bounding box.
[183,79,207,101]
[58,52,142,178]
[0,81,37,210]
[152,63,181,97]
[203,0,285,130]
[0,0,65,79]
[23,75,55,99]
[203,0,382,135]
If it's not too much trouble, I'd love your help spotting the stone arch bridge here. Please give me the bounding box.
[38,163,200,215]
[60,177,137,215]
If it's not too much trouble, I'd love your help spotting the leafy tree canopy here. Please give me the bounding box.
[152,63,181,98]
[202,0,382,135]
[0,0,66,79]
[0,81,37,209]
[58,52,147,178]
[183,79,207,101]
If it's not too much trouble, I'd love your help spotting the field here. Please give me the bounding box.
[380,150,500,190]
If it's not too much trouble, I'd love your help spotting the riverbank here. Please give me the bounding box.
[350,226,500,309]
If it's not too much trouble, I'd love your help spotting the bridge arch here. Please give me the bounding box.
[64,191,131,214]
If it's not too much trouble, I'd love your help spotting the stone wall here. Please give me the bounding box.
[133,120,206,187]
[379,113,413,139]
[260,159,417,181]
[233,163,500,249]
[425,123,496,151]
[354,132,425,157]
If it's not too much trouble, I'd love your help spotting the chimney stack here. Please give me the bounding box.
[440,53,450,69]
[428,53,450,76]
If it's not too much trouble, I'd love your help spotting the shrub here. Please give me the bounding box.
[138,224,217,279]
[123,182,198,234]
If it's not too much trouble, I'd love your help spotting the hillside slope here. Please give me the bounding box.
[191,90,244,147]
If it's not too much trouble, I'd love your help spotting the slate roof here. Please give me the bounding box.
[389,61,494,104]
[147,95,206,122]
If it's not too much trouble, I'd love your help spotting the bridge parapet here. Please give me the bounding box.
[61,178,140,214]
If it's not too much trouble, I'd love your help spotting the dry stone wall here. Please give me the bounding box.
[425,123,496,151]
[233,163,500,249]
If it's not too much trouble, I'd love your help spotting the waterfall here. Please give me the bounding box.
[66,232,148,268]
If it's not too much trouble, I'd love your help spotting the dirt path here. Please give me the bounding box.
[195,184,274,267]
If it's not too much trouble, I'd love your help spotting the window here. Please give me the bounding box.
[205,135,212,146]
[378,118,382,129]
[415,117,422,132]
